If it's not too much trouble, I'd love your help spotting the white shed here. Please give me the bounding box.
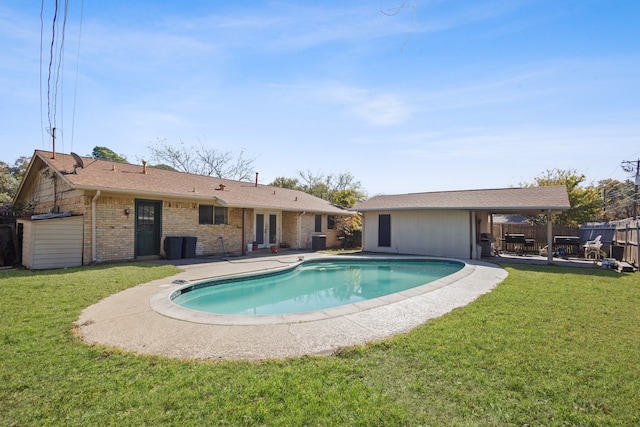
[18,215,84,270]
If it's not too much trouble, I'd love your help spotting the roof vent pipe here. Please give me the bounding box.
[219,184,225,191]
[255,172,258,187]
[142,160,147,174]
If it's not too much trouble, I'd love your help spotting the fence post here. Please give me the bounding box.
[625,223,629,262]
[636,221,640,272]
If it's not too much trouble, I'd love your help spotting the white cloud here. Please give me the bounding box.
[351,93,410,125]
[312,83,410,125]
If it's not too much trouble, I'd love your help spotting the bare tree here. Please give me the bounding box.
[147,139,257,181]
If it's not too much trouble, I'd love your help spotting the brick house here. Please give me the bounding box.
[14,150,351,266]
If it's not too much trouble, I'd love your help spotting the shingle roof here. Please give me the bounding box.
[33,151,348,214]
[353,186,570,213]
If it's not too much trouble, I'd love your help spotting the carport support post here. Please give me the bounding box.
[546,209,553,265]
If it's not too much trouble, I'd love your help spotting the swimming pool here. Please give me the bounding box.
[171,258,464,316]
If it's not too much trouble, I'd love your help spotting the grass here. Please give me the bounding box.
[0,262,638,426]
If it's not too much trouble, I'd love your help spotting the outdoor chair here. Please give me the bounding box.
[583,235,602,260]
[539,245,548,257]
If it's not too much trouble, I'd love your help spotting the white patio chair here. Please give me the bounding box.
[583,235,602,260]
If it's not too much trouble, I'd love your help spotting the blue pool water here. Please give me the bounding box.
[171,259,463,316]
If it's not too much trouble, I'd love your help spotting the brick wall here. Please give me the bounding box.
[19,169,348,264]
[281,211,300,248]
[94,196,135,262]
[295,213,343,249]
[81,196,257,262]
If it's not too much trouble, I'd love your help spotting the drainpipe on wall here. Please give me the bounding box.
[92,190,101,263]
[360,214,365,251]
[297,212,306,249]
[241,208,246,256]
[546,210,553,265]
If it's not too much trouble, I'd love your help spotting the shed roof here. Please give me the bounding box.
[353,186,570,214]
[24,151,348,214]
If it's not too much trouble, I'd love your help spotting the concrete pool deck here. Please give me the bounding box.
[75,253,508,361]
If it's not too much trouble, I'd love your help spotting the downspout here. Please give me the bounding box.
[546,209,553,265]
[297,212,306,249]
[92,190,101,263]
[241,208,246,256]
[360,213,365,251]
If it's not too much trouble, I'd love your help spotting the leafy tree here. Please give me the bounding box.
[0,157,29,205]
[320,171,367,208]
[520,168,602,225]
[332,189,361,209]
[271,170,365,247]
[0,163,16,204]
[90,146,128,163]
[273,170,367,208]
[148,139,256,181]
[150,163,178,172]
[296,170,330,200]
[335,213,363,248]
[270,177,300,190]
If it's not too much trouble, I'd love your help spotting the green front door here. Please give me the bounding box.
[135,200,162,257]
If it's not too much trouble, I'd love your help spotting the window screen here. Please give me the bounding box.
[199,205,227,225]
[199,205,213,224]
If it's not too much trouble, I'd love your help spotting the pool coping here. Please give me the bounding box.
[75,253,508,361]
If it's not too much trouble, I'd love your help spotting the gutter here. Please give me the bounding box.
[75,185,223,203]
[92,190,101,263]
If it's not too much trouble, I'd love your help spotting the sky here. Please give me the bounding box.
[1,0,639,196]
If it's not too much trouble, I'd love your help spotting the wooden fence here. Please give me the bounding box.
[1,211,19,223]
[0,211,26,266]
[490,223,580,254]
[491,220,639,268]
[582,220,639,267]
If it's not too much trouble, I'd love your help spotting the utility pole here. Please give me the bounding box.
[622,159,640,270]
[621,159,640,220]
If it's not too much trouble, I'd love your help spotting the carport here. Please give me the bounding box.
[353,186,571,263]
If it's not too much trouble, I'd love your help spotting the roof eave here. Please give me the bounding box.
[76,185,224,203]
[355,206,570,213]
[76,185,350,213]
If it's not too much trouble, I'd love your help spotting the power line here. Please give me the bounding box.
[46,0,59,133]
[53,0,70,137]
[39,0,45,149]
[70,0,85,151]
[621,159,640,220]
[41,0,79,155]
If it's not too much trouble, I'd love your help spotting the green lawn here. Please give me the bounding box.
[1,262,638,426]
